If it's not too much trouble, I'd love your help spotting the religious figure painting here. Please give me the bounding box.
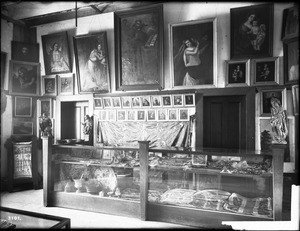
[230,3,273,59]
[283,38,299,85]
[74,32,110,93]
[42,32,72,75]
[170,18,217,88]
[252,57,279,86]
[11,41,39,63]
[260,88,287,116]
[115,4,163,91]
[225,59,250,87]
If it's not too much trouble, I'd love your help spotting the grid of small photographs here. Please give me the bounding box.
[94,94,195,122]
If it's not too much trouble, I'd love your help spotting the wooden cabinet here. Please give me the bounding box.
[42,137,285,228]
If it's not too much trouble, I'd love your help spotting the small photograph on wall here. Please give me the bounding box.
[260,88,286,116]
[168,108,178,121]
[127,110,137,121]
[147,109,157,121]
[11,41,39,63]
[41,75,57,96]
[9,60,40,96]
[230,3,273,59]
[179,108,189,121]
[42,31,72,75]
[131,96,141,108]
[252,57,279,86]
[103,97,113,108]
[173,95,183,107]
[225,59,250,87]
[157,109,167,121]
[141,96,151,107]
[58,74,74,95]
[14,96,32,117]
[184,94,195,106]
[112,97,121,108]
[162,95,172,107]
[12,119,33,135]
[94,98,103,109]
[122,97,132,108]
[137,110,146,121]
[38,98,52,117]
[151,95,161,107]
[117,110,126,121]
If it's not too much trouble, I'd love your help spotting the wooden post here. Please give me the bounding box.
[31,136,39,190]
[139,141,150,221]
[42,136,52,207]
[271,143,285,221]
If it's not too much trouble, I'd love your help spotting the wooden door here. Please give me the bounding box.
[203,96,246,149]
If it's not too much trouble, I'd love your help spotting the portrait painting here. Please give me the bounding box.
[117,110,126,121]
[41,75,57,96]
[230,3,273,59]
[147,109,156,121]
[12,120,33,135]
[173,95,183,107]
[168,108,178,121]
[281,6,299,41]
[292,85,299,116]
[137,110,146,121]
[151,95,161,107]
[73,32,110,93]
[141,96,151,107]
[115,4,163,91]
[42,31,72,75]
[38,98,52,117]
[131,96,141,107]
[9,60,40,96]
[122,97,132,108]
[157,109,167,121]
[283,38,299,85]
[94,98,103,109]
[252,57,279,86]
[112,97,121,108]
[14,96,32,117]
[162,95,172,107]
[179,109,189,121]
[11,41,39,63]
[171,18,217,88]
[103,97,113,108]
[225,59,250,87]
[58,74,74,95]
[184,94,195,106]
[260,88,286,116]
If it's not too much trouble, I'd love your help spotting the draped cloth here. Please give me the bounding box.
[97,121,191,148]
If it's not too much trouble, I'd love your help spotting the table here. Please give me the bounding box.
[0,207,70,229]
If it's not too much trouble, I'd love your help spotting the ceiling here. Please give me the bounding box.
[1,1,160,27]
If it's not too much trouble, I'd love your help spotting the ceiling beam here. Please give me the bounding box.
[1,13,27,27]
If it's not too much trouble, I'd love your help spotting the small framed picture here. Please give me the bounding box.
[14,96,32,117]
[41,75,57,96]
[260,88,287,116]
[103,97,113,108]
[131,96,141,108]
[192,154,207,166]
[127,110,137,121]
[184,94,195,106]
[157,109,167,121]
[168,108,178,121]
[38,98,52,117]
[99,110,107,121]
[147,109,157,121]
[137,110,146,121]
[179,108,189,121]
[292,85,299,116]
[252,57,279,86]
[12,119,33,135]
[225,59,250,87]
[112,97,121,108]
[58,74,74,95]
[151,95,162,107]
[108,110,117,121]
[11,41,39,63]
[281,6,299,41]
[162,95,172,107]
[173,95,183,107]
[94,98,103,109]
[117,110,126,121]
[283,38,299,85]
[122,97,132,108]
[141,96,151,107]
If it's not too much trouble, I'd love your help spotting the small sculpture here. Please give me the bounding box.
[82,115,93,135]
[269,97,288,144]
[39,113,52,137]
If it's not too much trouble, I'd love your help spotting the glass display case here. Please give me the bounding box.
[43,137,284,228]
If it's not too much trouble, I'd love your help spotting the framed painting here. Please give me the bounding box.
[281,6,299,41]
[131,96,141,108]
[151,95,161,107]
[127,110,137,121]
[147,109,157,121]
[283,38,299,85]
[179,108,189,121]
[170,18,217,88]
[108,110,117,121]
[259,88,287,116]
[292,85,299,116]
[168,108,178,121]
[121,97,132,108]
[73,32,110,93]
[252,57,279,86]
[112,97,121,108]
[157,109,167,121]
[11,41,39,62]
[117,110,126,121]
[115,4,164,91]
[9,60,40,96]
[230,3,274,59]
[141,96,151,107]
[137,110,146,121]
[94,98,103,109]
[12,119,33,135]
[173,95,183,107]
[38,98,52,117]
[162,95,172,107]
[225,59,250,87]
[58,74,74,95]
[103,97,113,108]
[41,31,72,75]
[41,75,57,96]
[99,110,107,121]
[184,94,195,107]
[14,96,32,117]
